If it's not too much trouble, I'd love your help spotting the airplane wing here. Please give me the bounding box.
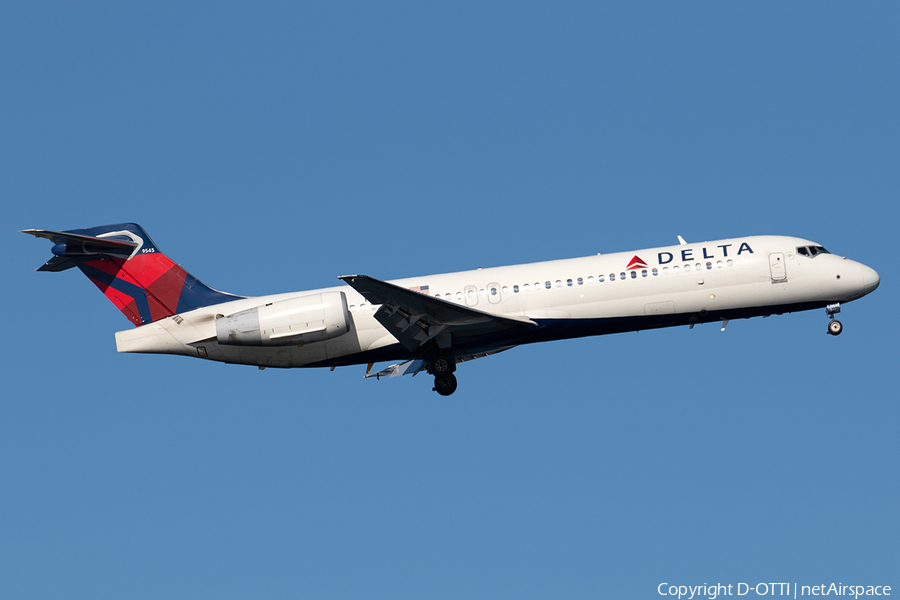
[365,349,515,379]
[338,274,537,353]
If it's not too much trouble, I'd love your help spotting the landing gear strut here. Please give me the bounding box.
[826,303,843,336]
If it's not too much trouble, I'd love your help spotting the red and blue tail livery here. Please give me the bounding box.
[22,223,241,326]
[24,224,879,396]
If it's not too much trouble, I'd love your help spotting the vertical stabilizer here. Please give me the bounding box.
[23,223,243,326]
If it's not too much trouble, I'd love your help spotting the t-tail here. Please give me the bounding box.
[22,223,242,326]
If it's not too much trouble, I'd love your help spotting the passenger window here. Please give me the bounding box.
[597,275,603,282]
[556,280,562,288]
[588,276,595,283]
[706,262,712,270]
[609,273,616,281]
[642,269,648,277]
[490,287,498,296]
[630,271,637,279]
[567,279,573,287]
[577,277,583,285]
[717,261,723,268]
[727,259,734,267]
[545,281,552,289]
[513,285,519,293]
[523,283,530,291]
[620,272,627,280]
[652,268,658,276]
[685,264,691,272]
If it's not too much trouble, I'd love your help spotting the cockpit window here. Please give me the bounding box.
[797,245,830,257]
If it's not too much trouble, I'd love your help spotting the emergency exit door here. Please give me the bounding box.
[464,285,479,306]
[769,252,787,282]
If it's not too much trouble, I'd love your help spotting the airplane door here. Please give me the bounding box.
[464,285,479,306]
[487,282,502,304]
[769,252,787,282]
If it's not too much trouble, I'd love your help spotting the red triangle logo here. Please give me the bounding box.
[626,255,648,270]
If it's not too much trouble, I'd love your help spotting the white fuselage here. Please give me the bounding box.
[115,235,880,369]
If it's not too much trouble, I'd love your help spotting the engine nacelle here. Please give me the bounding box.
[216,291,351,346]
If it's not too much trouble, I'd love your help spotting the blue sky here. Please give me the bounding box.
[2,2,898,598]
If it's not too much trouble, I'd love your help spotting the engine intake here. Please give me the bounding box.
[216,291,351,346]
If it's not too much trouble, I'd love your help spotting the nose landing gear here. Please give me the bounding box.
[826,303,843,336]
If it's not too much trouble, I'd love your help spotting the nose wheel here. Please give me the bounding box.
[826,303,843,336]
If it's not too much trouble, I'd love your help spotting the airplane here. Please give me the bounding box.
[23,223,880,396]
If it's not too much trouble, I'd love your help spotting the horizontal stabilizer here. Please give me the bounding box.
[36,255,76,272]
[22,228,138,271]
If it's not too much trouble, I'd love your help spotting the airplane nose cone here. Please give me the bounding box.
[862,266,880,295]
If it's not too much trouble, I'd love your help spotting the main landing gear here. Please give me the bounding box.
[429,354,458,396]
[433,373,458,396]
[826,303,843,336]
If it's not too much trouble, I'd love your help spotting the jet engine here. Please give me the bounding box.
[216,291,351,346]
